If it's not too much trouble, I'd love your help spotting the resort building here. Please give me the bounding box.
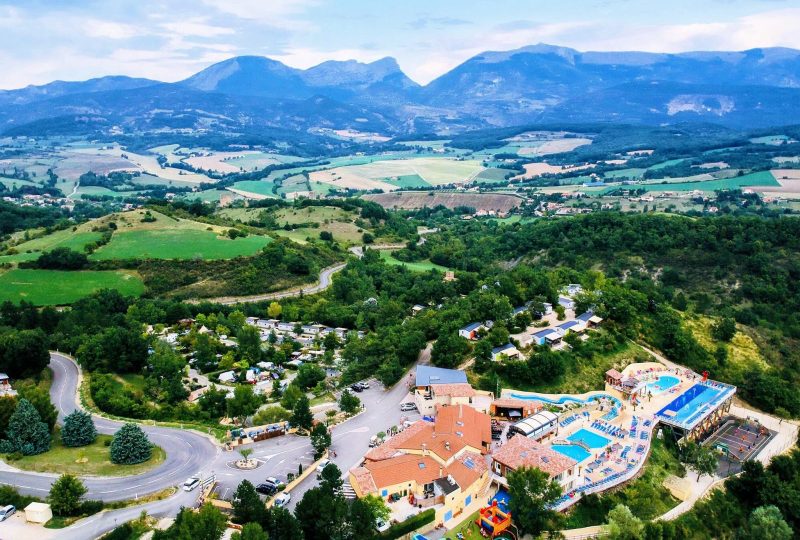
[458,322,487,340]
[492,434,580,492]
[349,404,492,525]
[490,398,543,420]
[491,343,521,362]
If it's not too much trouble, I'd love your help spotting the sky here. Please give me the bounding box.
[1,0,800,89]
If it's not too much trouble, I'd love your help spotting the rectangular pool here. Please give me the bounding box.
[567,428,611,449]
[657,383,723,427]
[551,444,592,463]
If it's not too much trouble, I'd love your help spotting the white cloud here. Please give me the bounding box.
[199,0,317,29]
[83,19,144,40]
[160,19,235,38]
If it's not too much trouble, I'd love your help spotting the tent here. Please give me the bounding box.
[25,502,52,523]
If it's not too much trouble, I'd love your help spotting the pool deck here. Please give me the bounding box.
[500,362,736,510]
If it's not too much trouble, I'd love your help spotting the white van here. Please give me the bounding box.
[182,477,201,491]
[0,505,15,521]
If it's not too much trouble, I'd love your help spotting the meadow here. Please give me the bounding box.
[0,229,103,263]
[90,229,271,260]
[0,268,144,305]
[378,250,450,272]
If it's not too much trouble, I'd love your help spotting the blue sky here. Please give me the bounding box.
[1,0,798,89]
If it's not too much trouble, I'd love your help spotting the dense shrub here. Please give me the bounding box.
[110,423,152,465]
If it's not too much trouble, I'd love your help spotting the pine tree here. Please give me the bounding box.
[110,423,152,464]
[0,398,50,455]
[291,394,313,432]
[48,474,87,516]
[61,410,97,447]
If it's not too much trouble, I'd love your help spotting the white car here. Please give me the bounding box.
[274,492,291,507]
[400,402,417,411]
[265,476,285,488]
[316,459,331,473]
[0,505,14,522]
[182,477,201,492]
[374,518,390,533]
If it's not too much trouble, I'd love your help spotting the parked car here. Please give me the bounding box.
[265,476,285,488]
[400,402,417,411]
[256,483,277,496]
[182,477,200,492]
[349,384,363,393]
[357,381,370,389]
[374,518,390,533]
[316,459,331,473]
[274,492,291,507]
[0,505,15,521]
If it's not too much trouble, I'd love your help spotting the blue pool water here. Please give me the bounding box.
[567,428,611,449]
[645,375,680,395]
[657,384,723,426]
[509,392,621,408]
[552,444,592,463]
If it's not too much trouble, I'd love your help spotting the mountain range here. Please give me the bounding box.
[2,44,800,138]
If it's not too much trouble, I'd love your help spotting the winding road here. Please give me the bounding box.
[0,353,219,502]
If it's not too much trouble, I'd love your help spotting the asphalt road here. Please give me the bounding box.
[0,344,430,538]
[194,262,348,305]
[0,353,219,502]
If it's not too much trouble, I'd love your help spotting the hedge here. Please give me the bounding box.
[381,508,435,539]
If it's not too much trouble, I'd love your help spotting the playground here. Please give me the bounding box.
[444,491,518,540]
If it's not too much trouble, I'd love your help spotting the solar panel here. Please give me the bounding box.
[418,462,426,469]
[464,458,475,469]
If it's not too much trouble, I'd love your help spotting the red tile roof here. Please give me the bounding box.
[493,435,577,478]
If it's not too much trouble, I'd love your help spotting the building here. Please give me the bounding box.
[576,311,603,328]
[490,398,544,419]
[492,435,580,492]
[508,410,560,441]
[558,320,585,335]
[349,404,492,525]
[558,296,576,310]
[0,373,16,396]
[491,343,521,362]
[458,322,486,340]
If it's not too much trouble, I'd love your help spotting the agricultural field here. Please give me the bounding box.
[0,229,104,264]
[364,191,522,212]
[91,229,271,260]
[626,170,778,193]
[0,268,144,305]
[309,157,485,191]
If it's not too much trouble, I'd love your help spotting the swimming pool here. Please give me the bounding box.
[645,375,680,395]
[567,428,611,449]
[509,392,622,408]
[657,383,724,427]
[552,444,592,463]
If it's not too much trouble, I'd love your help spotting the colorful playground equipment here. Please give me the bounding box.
[476,500,512,537]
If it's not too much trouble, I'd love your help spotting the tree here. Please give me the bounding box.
[145,343,188,404]
[291,394,313,431]
[16,382,58,432]
[347,496,379,540]
[603,504,644,540]
[712,317,737,342]
[0,396,16,436]
[232,523,268,540]
[33,247,88,270]
[153,504,227,540]
[227,385,262,426]
[319,462,343,494]
[294,485,349,540]
[47,474,87,516]
[239,447,254,464]
[0,398,50,455]
[198,385,228,419]
[0,329,50,378]
[338,390,360,415]
[110,423,152,465]
[311,423,331,459]
[267,301,282,319]
[431,330,469,368]
[690,444,718,482]
[280,384,304,410]
[296,363,326,390]
[232,480,264,525]
[61,410,97,447]
[741,505,792,540]
[507,466,563,537]
[262,506,304,540]
[473,339,493,372]
[238,325,263,363]
[253,405,291,426]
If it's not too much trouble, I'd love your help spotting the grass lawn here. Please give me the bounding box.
[446,510,484,540]
[0,268,144,305]
[14,434,166,476]
[90,229,272,260]
[378,250,450,272]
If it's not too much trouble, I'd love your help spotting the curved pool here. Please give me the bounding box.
[645,375,680,395]
[508,392,622,408]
